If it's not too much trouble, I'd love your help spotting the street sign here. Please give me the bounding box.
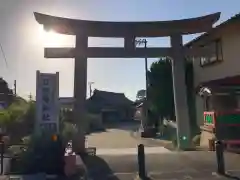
[35,71,59,134]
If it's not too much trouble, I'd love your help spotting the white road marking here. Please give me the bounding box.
[96,147,172,156]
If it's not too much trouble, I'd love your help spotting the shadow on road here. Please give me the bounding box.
[83,155,120,180]
[224,173,240,180]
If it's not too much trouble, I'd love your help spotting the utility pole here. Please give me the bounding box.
[88,82,94,97]
[135,39,148,129]
[29,93,32,101]
[14,80,16,96]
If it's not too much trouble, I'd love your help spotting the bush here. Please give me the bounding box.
[8,145,23,155]
[61,122,78,144]
[19,134,65,174]
[21,136,31,145]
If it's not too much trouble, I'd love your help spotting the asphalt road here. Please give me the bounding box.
[85,151,240,180]
[86,121,169,150]
[86,121,240,179]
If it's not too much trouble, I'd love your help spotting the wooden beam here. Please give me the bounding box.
[44,47,214,59]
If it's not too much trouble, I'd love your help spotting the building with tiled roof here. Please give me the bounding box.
[59,89,134,122]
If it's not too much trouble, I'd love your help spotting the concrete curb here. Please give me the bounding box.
[134,174,151,180]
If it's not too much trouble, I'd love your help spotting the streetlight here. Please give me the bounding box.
[135,39,148,130]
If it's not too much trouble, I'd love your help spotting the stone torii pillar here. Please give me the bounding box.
[171,34,190,149]
[73,34,88,152]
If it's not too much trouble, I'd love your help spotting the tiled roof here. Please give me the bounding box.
[185,13,240,47]
[91,89,133,105]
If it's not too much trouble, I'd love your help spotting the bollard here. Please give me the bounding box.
[138,144,146,179]
[0,142,4,175]
[215,140,225,175]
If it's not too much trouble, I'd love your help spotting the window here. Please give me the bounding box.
[200,39,223,67]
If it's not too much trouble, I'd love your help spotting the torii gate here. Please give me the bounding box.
[34,12,220,152]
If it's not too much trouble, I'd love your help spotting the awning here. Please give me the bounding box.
[196,75,240,96]
[201,75,240,87]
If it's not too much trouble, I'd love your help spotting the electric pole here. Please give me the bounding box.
[29,93,32,101]
[14,80,16,96]
[88,82,94,97]
[135,39,148,129]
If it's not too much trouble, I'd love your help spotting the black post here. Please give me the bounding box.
[215,140,225,175]
[0,142,4,175]
[138,144,146,178]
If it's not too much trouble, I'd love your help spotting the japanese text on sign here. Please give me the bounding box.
[36,71,59,134]
[40,123,57,132]
[41,77,52,122]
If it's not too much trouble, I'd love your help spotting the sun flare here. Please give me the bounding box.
[37,25,67,47]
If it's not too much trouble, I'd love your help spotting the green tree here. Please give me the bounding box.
[136,89,146,101]
[0,97,35,142]
[60,109,73,123]
[148,58,175,121]
[148,58,197,135]
[0,78,14,107]
[0,110,11,130]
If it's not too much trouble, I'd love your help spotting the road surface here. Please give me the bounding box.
[85,122,240,179]
[85,151,240,180]
[86,121,170,154]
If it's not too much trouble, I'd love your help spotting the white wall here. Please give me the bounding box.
[193,26,240,87]
[193,24,240,126]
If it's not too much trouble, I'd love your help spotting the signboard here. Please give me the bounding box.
[35,71,59,134]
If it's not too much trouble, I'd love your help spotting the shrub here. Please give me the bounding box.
[61,122,78,144]
[21,136,31,145]
[8,145,26,156]
[20,134,65,174]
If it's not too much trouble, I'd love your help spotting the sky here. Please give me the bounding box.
[0,0,239,101]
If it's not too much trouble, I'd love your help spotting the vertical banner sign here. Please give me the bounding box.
[36,71,59,134]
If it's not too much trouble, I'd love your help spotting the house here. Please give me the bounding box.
[59,97,74,110]
[0,78,13,109]
[59,89,134,123]
[87,89,134,123]
[185,13,240,126]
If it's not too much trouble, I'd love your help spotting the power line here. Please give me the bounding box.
[0,41,8,69]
